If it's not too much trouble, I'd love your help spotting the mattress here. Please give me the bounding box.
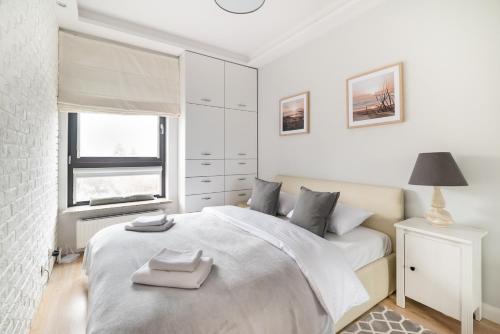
[324,226,392,271]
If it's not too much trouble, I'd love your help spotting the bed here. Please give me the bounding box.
[83,175,404,334]
[274,175,404,332]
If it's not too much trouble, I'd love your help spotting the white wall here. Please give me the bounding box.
[258,0,500,316]
[0,0,59,332]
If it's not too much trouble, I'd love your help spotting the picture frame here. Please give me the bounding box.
[279,91,310,136]
[346,63,404,129]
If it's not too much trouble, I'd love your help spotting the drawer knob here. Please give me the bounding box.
[410,266,416,271]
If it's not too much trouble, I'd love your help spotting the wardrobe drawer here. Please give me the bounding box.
[185,176,224,195]
[225,174,255,191]
[186,160,224,177]
[185,192,225,213]
[225,190,252,206]
[225,159,257,175]
[404,233,461,319]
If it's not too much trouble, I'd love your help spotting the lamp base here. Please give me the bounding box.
[425,208,454,226]
[425,186,454,227]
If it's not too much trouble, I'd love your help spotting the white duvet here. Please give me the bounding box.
[84,206,368,334]
[205,206,369,322]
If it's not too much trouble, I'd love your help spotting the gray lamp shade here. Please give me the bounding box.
[409,152,468,186]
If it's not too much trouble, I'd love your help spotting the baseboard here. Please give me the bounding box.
[483,303,500,325]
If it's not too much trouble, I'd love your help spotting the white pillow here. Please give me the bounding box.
[327,203,373,235]
[248,192,297,216]
[277,192,297,216]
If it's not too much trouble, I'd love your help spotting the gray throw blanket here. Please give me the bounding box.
[84,208,359,334]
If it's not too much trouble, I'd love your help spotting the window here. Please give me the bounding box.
[68,113,166,206]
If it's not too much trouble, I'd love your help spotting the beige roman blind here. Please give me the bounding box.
[58,31,180,117]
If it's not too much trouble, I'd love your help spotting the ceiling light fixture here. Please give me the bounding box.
[215,0,265,14]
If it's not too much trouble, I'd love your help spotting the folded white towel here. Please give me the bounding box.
[149,248,203,272]
[131,214,167,227]
[125,220,174,232]
[131,257,213,289]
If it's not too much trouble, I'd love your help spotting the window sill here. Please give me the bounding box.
[61,198,172,215]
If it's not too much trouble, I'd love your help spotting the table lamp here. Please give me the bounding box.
[409,152,468,226]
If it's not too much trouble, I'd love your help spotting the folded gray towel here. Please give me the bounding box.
[131,214,166,227]
[125,219,174,232]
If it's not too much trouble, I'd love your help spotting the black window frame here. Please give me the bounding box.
[67,113,166,207]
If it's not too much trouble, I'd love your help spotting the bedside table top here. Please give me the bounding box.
[395,218,488,244]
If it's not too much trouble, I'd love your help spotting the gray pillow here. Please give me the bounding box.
[249,178,282,216]
[290,186,340,237]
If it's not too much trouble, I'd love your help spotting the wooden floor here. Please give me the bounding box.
[30,259,500,334]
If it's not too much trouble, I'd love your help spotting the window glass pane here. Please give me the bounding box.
[79,113,159,157]
[74,167,161,203]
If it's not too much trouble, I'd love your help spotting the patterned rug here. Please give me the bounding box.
[341,305,436,334]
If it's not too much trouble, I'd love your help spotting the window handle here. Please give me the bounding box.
[201,152,212,156]
[238,178,246,181]
[201,180,212,183]
[201,98,212,102]
[238,162,247,165]
[201,162,212,166]
[201,197,211,200]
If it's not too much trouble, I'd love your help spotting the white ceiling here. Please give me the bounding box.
[55,0,384,66]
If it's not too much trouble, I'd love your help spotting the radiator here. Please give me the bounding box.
[76,209,164,249]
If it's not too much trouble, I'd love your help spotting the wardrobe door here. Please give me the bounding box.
[225,62,257,112]
[185,104,224,160]
[225,109,257,159]
[185,52,224,108]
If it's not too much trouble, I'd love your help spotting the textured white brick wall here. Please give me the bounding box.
[0,0,58,333]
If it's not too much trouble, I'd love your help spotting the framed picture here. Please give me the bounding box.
[346,63,403,128]
[280,91,309,135]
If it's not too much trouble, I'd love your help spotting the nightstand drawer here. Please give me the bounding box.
[404,233,461,319]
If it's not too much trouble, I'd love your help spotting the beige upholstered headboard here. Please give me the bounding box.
[274,175,405,249]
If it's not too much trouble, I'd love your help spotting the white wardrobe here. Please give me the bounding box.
[179,52,257,213]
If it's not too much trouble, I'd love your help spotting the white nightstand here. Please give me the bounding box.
[395,218,487,334]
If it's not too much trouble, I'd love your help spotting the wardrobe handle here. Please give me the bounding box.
[410,266,416,271]
[201,98,212,102]
[200,180,212,183]
[201,197,211,200]
[201,162,212,166]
